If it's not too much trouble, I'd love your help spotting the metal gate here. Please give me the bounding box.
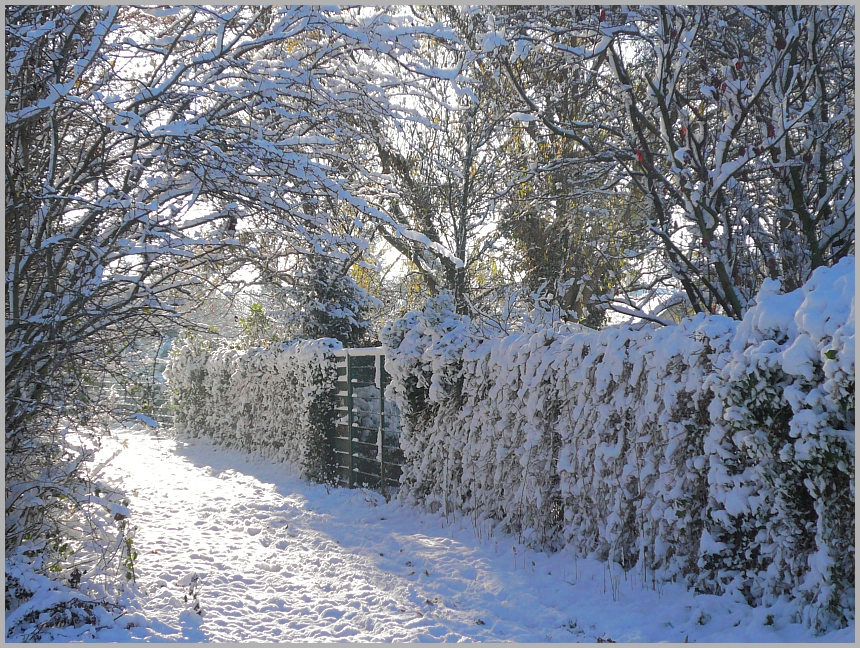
[331,348,403,492]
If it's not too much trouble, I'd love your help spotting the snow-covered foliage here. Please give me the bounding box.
[382,258,854,631]
[252,256,380,346]
[701,258,855,630]
[5,431,141,642]
[164,337,342,481]
[489,5,854,322]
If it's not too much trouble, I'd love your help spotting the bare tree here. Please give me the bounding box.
[368,6,514,317]
[491,5,854,321]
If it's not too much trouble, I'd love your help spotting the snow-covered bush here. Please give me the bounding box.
[382,258,854,631]
[554,315,737,578]
[382,297,734,568]
[5,433,141,641]
[164,337,342,481]
[701,260,855,631]
[381,295,473,505]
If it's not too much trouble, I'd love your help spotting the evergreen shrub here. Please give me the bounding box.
[164,337,341,482]
[381,258,854,632]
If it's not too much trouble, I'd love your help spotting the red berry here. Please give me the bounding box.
[721,82,728,92]
[680,125,687,138]
[735,60,744,70]
[636,150,644,163]
[600,9,606,21]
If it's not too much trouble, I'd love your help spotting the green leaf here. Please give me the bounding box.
[825,349,837,360]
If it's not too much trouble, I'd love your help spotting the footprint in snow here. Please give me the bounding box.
[255,562,282,572]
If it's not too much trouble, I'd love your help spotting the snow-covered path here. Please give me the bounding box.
[97,428,853,643]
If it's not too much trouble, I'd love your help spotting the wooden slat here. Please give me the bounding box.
[350,454,382,475]
[331,441,352,455]
[332,347,385,358]
[348,425,380,435]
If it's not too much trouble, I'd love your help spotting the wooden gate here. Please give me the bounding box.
[331,348,403,493]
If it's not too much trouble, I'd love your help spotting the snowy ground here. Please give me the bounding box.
[87,427,853,643]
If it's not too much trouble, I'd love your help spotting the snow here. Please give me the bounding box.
[398,227,465,268]
[481,30,507,53]
[42,426,852,643]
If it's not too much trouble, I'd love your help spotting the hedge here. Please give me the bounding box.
[381,258,854,632]
[164,337,341,482]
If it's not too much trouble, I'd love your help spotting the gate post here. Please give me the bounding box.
[378,353,386,497]
[346,349,354,489]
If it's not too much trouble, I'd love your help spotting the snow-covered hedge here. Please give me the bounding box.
[164,337,342,482]
[702,263,854,630]
[381,258,854,632]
